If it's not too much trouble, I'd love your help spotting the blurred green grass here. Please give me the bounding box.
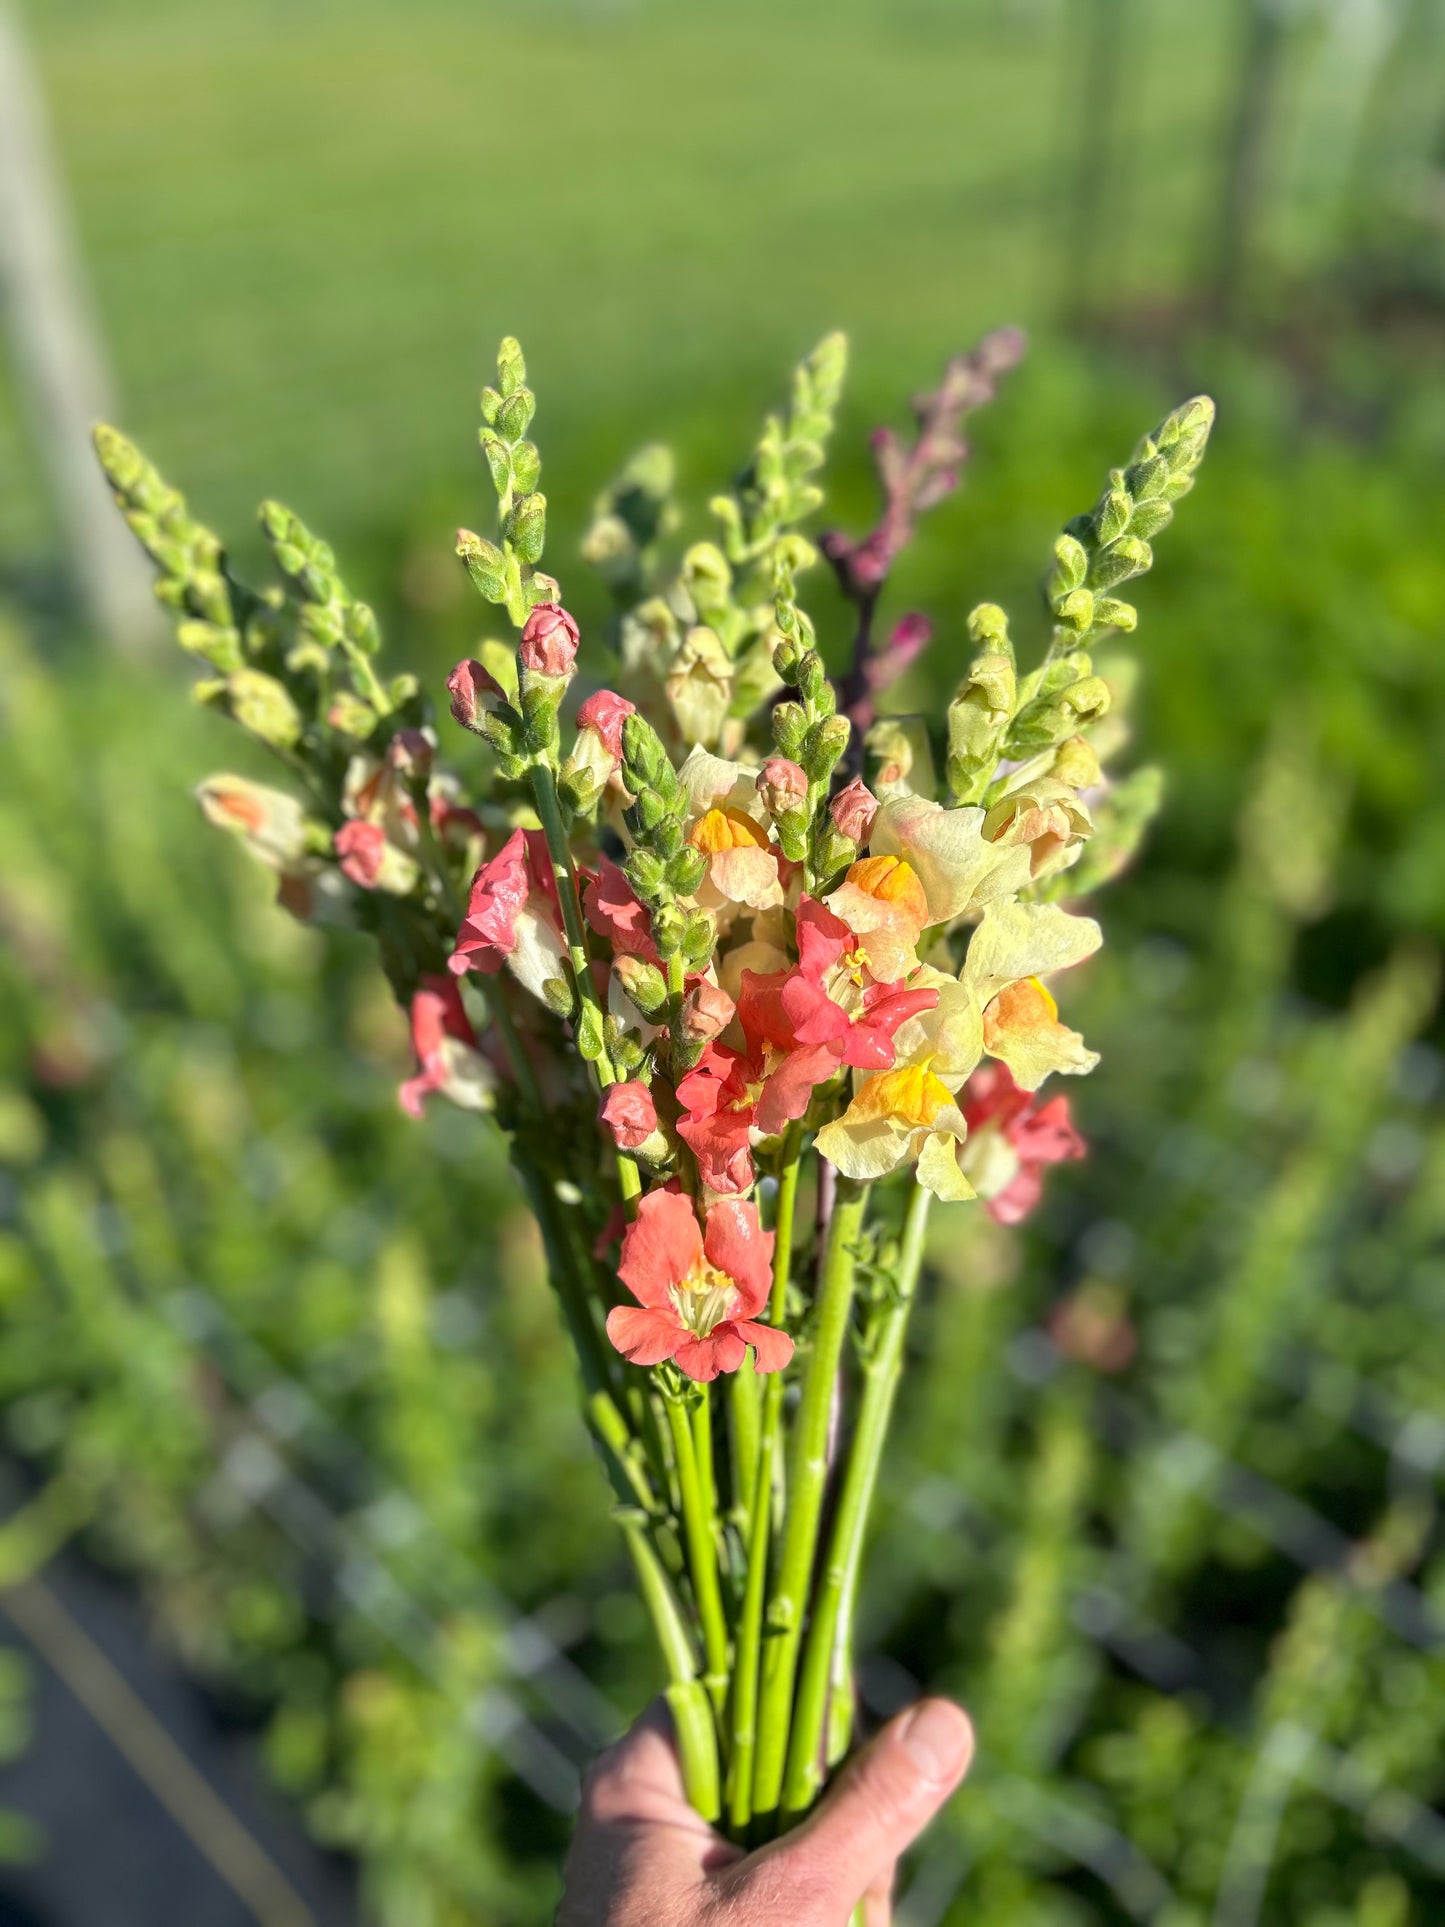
[3,0,1235,563]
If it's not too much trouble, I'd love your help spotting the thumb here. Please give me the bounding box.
[730,1699,973,1920]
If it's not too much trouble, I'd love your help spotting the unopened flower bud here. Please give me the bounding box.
[1088,539,1151,592]
[197,775,313,873]
[509,491,547,566]
[625,847,667,902]
[215,669,301,749]
[801,714,850,784]
[575,689,636,765]
[328,691,378,739]
[679,980,734,1045]
[542,976,577,1018]
[771,701,807,761]
[829,776,877,846]
[759,758,808,818]
[652,901,688,957]
[457,528,508,602]
[447,658,509,733]
[665,846,708,896]
[518,601,579,677]
[682,911,715,969]
[613,955,669,1021]
[1049,735,1103,791]
[599,1081,665,1156]
[386,727,434,783]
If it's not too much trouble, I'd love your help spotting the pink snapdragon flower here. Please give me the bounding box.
[575,689,635,765]
[675,972,840,1194]
[779,897,938,1069]
[960,1062,1086,1223]
[607,1190,789,1381]
[583,857,659,962]
[446,658,510,733]
[399,976,495,1119]
[333,819,388,887]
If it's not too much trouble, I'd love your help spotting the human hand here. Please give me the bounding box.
[556,1696,973,1925]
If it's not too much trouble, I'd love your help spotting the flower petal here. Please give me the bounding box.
[963,901,1102,1006]
[814,1107,914,1181]
[618,1190,704,1308]
[734,1320,794,1374]
[703,1199,775,1317]
[984,978,1099,1090]
[870,796,1031,925]
[674,1328,747,1381]
[916,1129,976,1202]
[606,1305,683,1368]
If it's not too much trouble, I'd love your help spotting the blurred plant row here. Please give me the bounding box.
[3,327,1445,1919]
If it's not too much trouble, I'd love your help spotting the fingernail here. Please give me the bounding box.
[898,1700,972,1785]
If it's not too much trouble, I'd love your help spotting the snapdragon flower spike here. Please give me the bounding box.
[780,897,938,1068]
[399,977,496,1119]
[959,1063,1085,1223]
[607,1190,788,1382]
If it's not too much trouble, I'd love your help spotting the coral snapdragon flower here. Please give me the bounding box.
[607,1190,790,1382]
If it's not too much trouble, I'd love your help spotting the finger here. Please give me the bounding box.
[730,1699,973,1919]
[862,1862,894,1927]
[578,1699,706,1833]
[558,1700,738,1924]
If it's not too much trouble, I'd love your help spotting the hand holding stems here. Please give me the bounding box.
[557,1695,974,1927]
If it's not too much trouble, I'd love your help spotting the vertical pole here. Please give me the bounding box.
[0,3,157,647]
[1209,0,1290,326]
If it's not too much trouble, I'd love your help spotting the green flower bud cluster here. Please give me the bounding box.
[1006,649,1111,755]
[93,425,247,670]
[710,332,846,569]
[946,603,1018,804]
[260,500,394,724]
[769,577,851,888]
[461,337,562,629]
[580,444,679,600]
[1047,395,1214,657]
[195,666,304,750]
[619,714,714,971]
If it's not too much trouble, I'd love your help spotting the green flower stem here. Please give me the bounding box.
[528,761,642,1206]
[620,1518,720,1823]
[727,1137,802,1837]
[780,1183,933,1822]
[751,1177,869,1829]
[666,1391,732,1721]
[729,1367,759,1540]
[523,1151,718,1819]
[520,1161,653,1518]
[412,804,465,928]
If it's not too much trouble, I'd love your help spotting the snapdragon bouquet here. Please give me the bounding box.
[93,330,1212,1842]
